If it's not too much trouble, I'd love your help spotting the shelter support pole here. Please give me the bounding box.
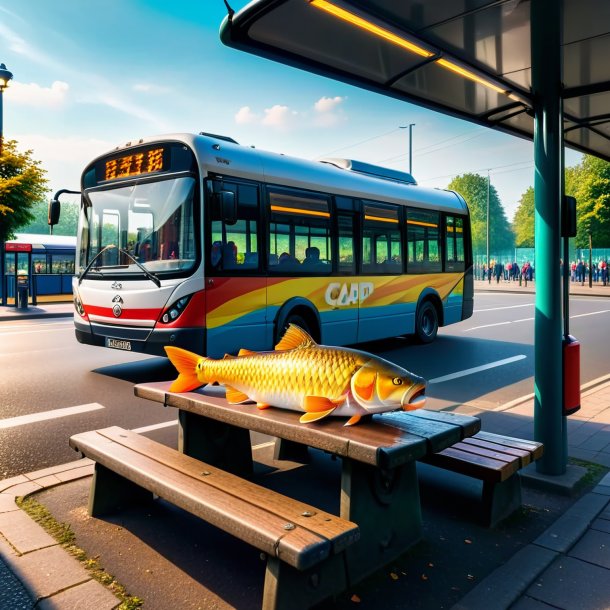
[531,0,566,474]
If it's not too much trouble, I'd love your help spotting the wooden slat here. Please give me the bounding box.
[70,428,359,570]
[474,431,544,460]
[424,446,514,483]
[461,437,532,467]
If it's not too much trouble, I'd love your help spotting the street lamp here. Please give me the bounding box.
[399,123,415,175]
[0,62,14,156]
[0,62,13,306]
[486,169,491,283]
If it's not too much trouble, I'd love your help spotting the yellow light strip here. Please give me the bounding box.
[447,226,464,233]
[271,205,330,218]
[436,59,506,94]
[407,220,438,228]
[365,214,398,224]
[310,0,509,96]
[310,0,433,58]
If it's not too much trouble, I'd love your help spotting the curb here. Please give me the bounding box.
[0,460,121,609]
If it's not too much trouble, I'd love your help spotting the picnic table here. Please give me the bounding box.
[133,380,481,584]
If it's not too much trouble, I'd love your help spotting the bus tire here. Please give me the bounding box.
[275,313,312,346]
[415,301,438,344]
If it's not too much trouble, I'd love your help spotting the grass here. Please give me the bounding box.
[568,456,609,491]
[16,495,144,610]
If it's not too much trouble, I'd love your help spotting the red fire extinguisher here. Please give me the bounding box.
[562,335,581,416]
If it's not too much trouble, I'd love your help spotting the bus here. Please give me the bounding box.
[69,132,473,357]
[4,233,75,303]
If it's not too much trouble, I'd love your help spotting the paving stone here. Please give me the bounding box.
[568,529,610,569]
[8,545,90,600]
[0,510,57,554]
[55,464,94,483]
[0,493,19,513]
[30,475,62,489]
[526,556,610,609]
[509,596,555,610]
[2,481,43,498]
[591,517,610,534]
[0,475,29,493]
[37,578,120,610]
[24,460,94,481]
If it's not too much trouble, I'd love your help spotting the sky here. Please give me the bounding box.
[0,0,583,221]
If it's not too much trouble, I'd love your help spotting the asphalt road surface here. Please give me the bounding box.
[1,292,608,479]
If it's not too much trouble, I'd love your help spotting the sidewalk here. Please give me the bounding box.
[1,299,608,609]
[0,301,73,322]
[474,278,610,297]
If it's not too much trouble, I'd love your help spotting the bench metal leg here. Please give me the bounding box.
[340,459,422,584]
[262,554,349,610]
[178,410,253,478]
[482,474,523,527]
[88,463,153,518]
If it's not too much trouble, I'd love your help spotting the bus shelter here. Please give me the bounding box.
[220,0,610,475]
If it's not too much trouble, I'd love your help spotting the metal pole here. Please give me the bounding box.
[532,0,566,475]
[0,88,4,306]
[409,123,414,176]
[589,231,593,288]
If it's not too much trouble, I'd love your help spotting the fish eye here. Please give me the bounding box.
[392,377,403,385]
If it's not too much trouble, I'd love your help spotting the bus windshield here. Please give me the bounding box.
[79,177,196,277]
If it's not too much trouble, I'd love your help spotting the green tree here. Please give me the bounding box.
[571,155,610,248]
[446,173,514,255]
[513,186,535,247]
[21,199,79,236]
[0,139,49,239]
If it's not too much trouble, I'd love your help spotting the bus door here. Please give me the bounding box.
[205,179,266,358]
[357,202,405,343]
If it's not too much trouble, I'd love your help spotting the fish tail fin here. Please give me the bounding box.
[164,346,206,392]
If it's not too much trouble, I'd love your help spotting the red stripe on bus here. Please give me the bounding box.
[84,305,162,320]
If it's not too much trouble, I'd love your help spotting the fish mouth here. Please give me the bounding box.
[402,382,426,411]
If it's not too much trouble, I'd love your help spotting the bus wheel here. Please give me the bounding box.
[276,314,312,345]
[415,301,438,344]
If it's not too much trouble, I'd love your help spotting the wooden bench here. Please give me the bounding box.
[419,431,543,527]
[69,426,360,610]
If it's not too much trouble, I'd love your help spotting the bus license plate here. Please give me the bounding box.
[106,338,132,351]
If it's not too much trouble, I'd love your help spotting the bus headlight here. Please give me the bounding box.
[73,291,86,318]
[160,295,191,324]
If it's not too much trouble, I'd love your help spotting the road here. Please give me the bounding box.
[1,292,608,479]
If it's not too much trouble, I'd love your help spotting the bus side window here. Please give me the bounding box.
[362,202,401,274]
[209,181,260,274]
[337,214,355,275]
[445,215,465,271]
[406,208,441,273]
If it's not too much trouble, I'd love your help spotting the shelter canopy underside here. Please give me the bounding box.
[221,0,610,161]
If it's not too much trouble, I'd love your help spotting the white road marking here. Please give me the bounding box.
[474,303,533,312]
[132,420,178,434]
[0,403,105,430]
[464,321,512,331]
[0,325,73,337]
[428,355,527,384]
[570,309,610,319]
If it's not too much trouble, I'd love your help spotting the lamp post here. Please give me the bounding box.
[0,62,13,306]
[399,123,415,175]
[486,170,491,283]
[0,62,13,156]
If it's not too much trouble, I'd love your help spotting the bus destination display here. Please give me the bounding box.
[104,147,165,181]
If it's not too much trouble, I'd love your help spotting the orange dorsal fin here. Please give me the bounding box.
[222,353,237,360]
[299,409,335,423]
[225,385,251,404]
[344,414,362,426]
[238,348,257,357]
[165,346,205,392]
[351,366,377,402]
[257,403,271,409]
[274,324,316,351]
[303,395,342,412]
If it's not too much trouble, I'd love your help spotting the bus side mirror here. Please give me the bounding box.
[219,190,237,225]
[48,199,61,226]
[562,195,577,238]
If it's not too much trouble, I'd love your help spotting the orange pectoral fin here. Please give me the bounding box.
[344,414,362,426]
[299,409,336,423]
[303,396,341,412]
[351,367,377,402]
[225,385,251,404]
[256,403,271,410]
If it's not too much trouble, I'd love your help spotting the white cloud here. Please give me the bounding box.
[7,81,69,107]
[313,95,346,127]
[262,104,297,129]
[235,106,259,125]
[314,96,345,113]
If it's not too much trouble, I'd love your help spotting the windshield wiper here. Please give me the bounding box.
[117,247,161,288]
[78,245,161,288]
[78,245,114,285]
